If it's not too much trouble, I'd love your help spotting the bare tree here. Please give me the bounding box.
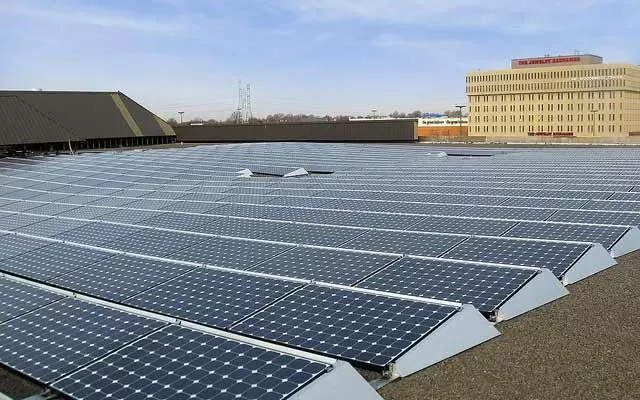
[407,110,422,118]
[166,118,178,126]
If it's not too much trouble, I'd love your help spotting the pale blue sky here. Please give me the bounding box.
[1,0,638,120]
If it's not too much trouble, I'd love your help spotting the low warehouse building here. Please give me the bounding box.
[0,90,176,152]
[175,119,418,142]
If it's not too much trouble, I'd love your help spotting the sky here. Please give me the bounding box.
[1,0,639,121]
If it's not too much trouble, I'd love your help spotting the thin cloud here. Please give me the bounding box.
[6,2,183,33]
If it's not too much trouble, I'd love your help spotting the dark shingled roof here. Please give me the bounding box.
[0,91,175,146]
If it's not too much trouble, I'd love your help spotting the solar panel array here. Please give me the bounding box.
[1,143,639,399]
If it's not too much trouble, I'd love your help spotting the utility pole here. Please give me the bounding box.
[178,111,184,124]
[590,108,598,136]
[455,105,467,136]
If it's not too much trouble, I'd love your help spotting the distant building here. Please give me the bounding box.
[466,54,640,138]
[349,116,468,137]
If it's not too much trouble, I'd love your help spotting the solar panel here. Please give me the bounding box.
[498,197,588,209]
[176,192,228,202]
[232,285,457,367]
[100,208,164,224]
[24,192,72,203]
[168,237,294,269]
[192,218,286,239]
[0,235,52,261]
[24,203,81,216]
[459,206,557,221]
[0,298,165,383]
[78,187,123,196]
[356,258,537,313]
[47,255,196,302]
[54,194,103,205]
[139,190,187,199]
[85,197,138,207]
[52,324,329,400]
[386,203,472,216]
[137,212,217,231]
[161,200,223,214]
[266,196,334,208]
[14,218,90,238]
[341,230,466,257]
[54,222,147,246]
[0,200,46,212]
[125,268,302,328]
[103,229,209,258]
[56,205,120,220]
[605,192,640,202]
[502,221,629,251]
[0,213,50,230]
[0,243,114,282]
[442,237,590,277]
[428,194,506,206]
[0,278,64,323]
[408,216,517,236]
[125,199,180,210]
[248,247,400,285]
[321,199,396,213]
[581,200,640,212]
[261,224,365,247]
[548,209,640,226]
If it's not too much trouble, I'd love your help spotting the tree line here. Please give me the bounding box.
[166,109,464,126]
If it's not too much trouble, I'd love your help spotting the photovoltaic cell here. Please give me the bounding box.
[341,230,466,257]
[248,247,400,285]
[442,237,590,277]
[0,278,64,323]
[52,324,328,400]
[503,221,629,250]
[168,237,294,269]
[125,268,302,328]
[0,298,165,383]
[357,258,537,313]
[48,255,196,302]
[408,216,516,236]
[232,285,457,367]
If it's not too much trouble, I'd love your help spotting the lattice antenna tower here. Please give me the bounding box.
[233,80,244,124]
[244,84,253,123]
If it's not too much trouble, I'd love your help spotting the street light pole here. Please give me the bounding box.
[455,105,467,136]
[371,109,378,120]
[178,111,184,124]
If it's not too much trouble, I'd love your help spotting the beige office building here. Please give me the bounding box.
[465,55,640,138]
